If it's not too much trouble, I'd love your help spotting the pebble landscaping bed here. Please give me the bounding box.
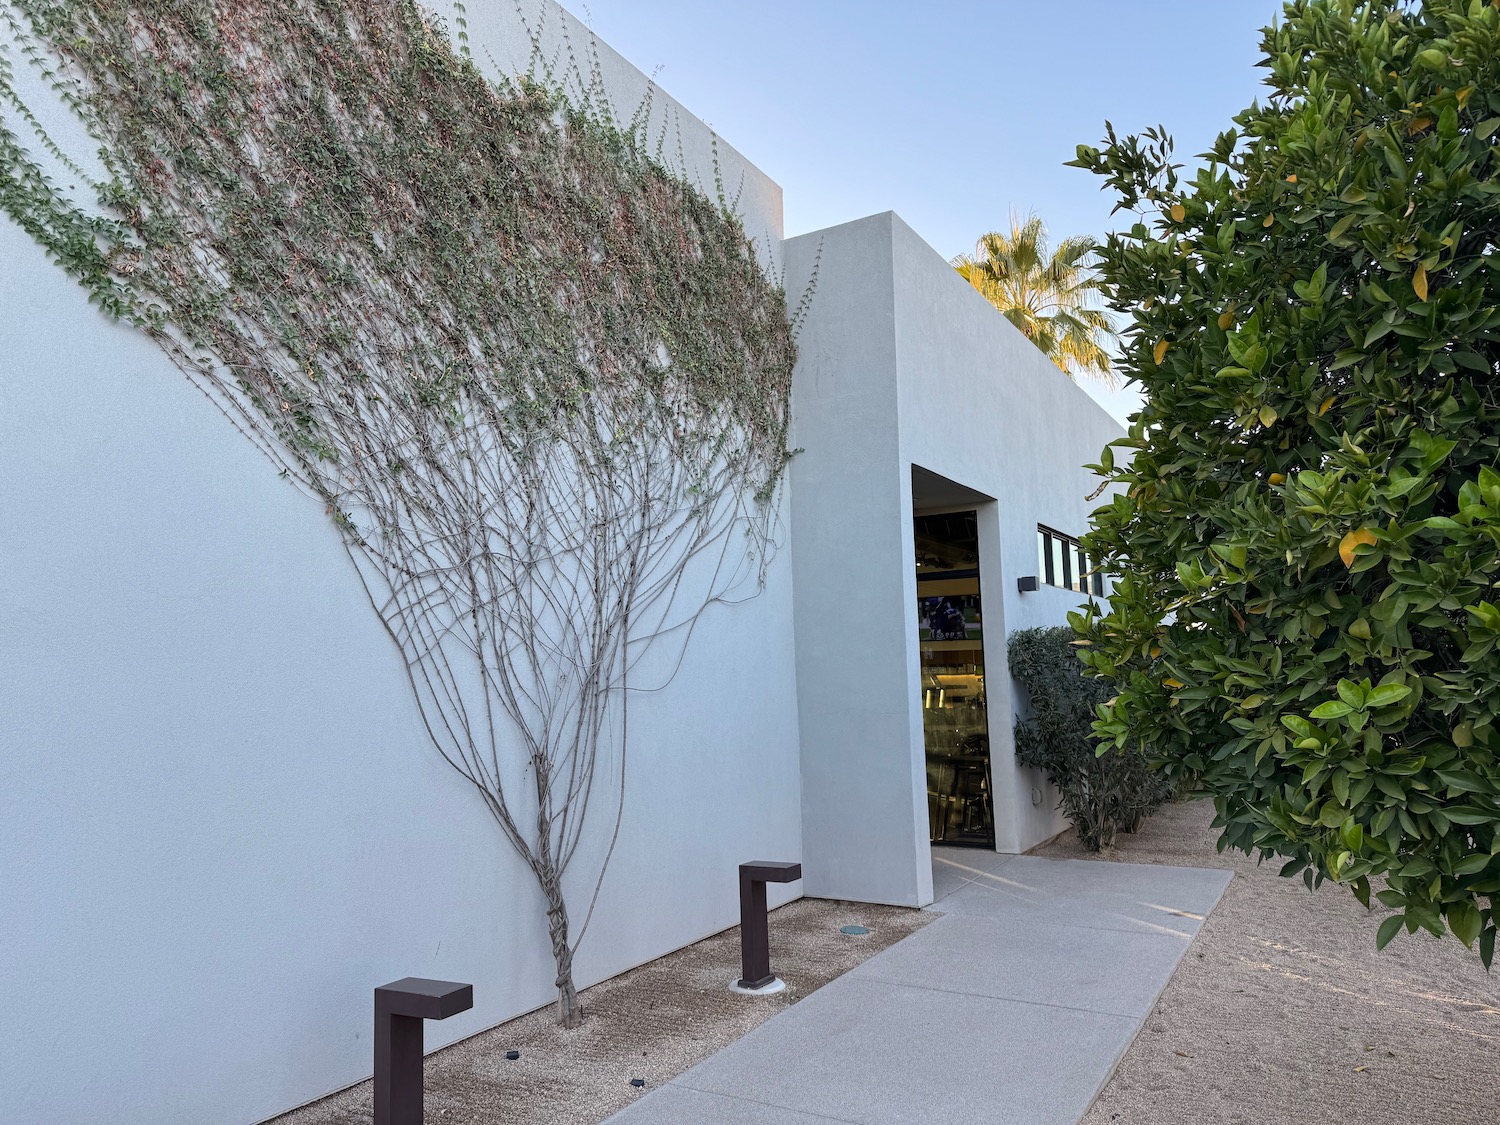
[271,898,932,1125]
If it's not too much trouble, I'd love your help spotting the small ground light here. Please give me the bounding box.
[630,1079,646,1088]
[839,925,871,935]
[372,978,473,1125]
[734,860,802,992]
[505,1050,519,1060]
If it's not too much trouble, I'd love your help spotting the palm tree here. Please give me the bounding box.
[953,213,1116,382]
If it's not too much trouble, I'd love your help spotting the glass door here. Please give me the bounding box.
[915,511,994,848]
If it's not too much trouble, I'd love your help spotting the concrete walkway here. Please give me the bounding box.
[605,846,1231,1124]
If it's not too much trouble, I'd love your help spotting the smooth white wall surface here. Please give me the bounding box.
[887,213,1125,854]
[783,220,926,907]
[0,4,800,1122]
[785,212,1123,902]
[0,207,803,1125]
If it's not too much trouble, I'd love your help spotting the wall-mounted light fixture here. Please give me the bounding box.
[1017,576,1039,593]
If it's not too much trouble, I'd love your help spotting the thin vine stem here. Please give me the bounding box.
[0,0,796,1027]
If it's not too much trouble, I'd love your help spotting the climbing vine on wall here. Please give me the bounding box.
[0,0,795,1026]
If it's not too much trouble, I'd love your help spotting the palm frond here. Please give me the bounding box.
[952,212,1118,382]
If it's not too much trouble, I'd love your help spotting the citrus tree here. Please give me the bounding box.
[1069,0,1500,960]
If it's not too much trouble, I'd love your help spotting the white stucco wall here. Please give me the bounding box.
[779,215,920,908]
[0,5,800,1124]
[785,212,1124,905]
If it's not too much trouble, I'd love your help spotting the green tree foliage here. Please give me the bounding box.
[1068,0,1500,960]
[952,213,1117,380]
[1010,627,1170,851]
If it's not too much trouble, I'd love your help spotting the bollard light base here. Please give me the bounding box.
[730,974,786,996]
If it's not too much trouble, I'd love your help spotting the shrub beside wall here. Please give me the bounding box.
[1010,627,1168,851]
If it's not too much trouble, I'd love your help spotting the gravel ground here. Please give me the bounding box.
[1035,798,1500,1125]
[269,897,932,1125]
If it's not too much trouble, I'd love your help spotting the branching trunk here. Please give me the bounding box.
[542,882,581,1028]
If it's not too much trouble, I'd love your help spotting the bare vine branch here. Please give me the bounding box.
[0,0,794,1026]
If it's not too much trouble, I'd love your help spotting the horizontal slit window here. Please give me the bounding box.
[1036,526,1107,598]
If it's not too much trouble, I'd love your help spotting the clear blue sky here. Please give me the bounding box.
[564,1,1286,421]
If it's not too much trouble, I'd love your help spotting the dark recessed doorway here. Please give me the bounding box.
[915,509,994,849]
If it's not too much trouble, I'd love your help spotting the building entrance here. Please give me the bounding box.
[915,510,994,848]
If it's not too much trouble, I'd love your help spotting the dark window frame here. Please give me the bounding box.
[1037,525,1105,597]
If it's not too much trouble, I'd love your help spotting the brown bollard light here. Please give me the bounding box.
[736,860,802,991]
[373,978,474,1125]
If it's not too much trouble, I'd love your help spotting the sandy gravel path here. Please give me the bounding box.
[1036,798,1500,1125]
